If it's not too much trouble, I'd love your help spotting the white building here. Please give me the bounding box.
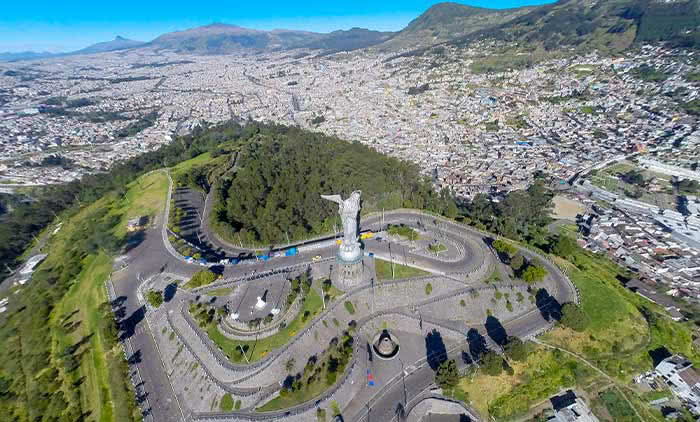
[655,355,700,415]
[548,390,599,422]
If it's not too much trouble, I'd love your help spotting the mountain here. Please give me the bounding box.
[0,36,144,62]
[74,36,145,54]
[147,23,321,53]
[147,23,395,54]
[301,28,394,52]
[445,0,700,52]
[380,2,536,50]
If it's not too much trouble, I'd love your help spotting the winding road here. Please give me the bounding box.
[109,175,578,422]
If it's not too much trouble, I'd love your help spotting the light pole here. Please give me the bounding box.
[399,358,407,407]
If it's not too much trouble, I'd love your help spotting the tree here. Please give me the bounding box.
[492,239,517,257]
[510,254,525,273]
[435,359,459,390]
[446,201,458,219]
[285,358,296,373]
[560,303,590,332]
[552,236,577,258]
[521,263,548,283]
[481,351,504,376]
[503,337,531,362]
[146,290,163,308]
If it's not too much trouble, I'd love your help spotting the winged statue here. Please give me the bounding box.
[321,190,361,246]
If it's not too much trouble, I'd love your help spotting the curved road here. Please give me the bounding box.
[112,176,577,422]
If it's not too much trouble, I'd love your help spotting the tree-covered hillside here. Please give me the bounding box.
[446,0,700,52]
[211,126,455,245]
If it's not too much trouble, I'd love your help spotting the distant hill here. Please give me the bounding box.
[146,23,319,53]
[380,2,536,50]
[74,36,145,54]
[445,0,700,52]
[0,36,144,62]
[301,28,394,52]
[0,51,58,62]
[147,23,394,54]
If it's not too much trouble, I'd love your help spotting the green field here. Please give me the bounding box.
[207,288,324,362]
[374,258,430,280]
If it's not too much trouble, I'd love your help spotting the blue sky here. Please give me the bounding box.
[0,0,554,52]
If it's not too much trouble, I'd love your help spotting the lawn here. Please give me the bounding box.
[53,253,131,422]
[205,287,235,297]
[207,288,324,363]
[374,258,429,281]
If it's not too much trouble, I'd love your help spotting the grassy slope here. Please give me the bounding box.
[170,152,211,179]
[207,287,324,363]
[543,251,699,378]
[48,171,168,422]
[375,258,429,280]
[462,247,699,421]
[460,346,599,419]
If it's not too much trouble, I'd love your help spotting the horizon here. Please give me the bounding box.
[1,0,555,53]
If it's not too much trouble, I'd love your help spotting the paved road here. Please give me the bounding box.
[111,175,576,422]
[112,222,193,422]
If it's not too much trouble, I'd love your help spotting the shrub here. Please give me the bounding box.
[219,393,234,411]
[560,303,590,332]
[482,351,504,376]
[435,359,459,389]
[521,263,548,284]
[492,239,517,257]
[425,283,433,295]
[185,269,217,289]
[344,301,355,315]
[146,290,163,308]
[510,254,525,272]
[504,337,532,362]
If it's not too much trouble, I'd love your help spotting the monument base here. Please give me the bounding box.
[331,256,372,291]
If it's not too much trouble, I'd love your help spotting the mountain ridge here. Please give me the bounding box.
[4,0,700,62]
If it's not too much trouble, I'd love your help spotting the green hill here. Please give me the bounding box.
[204,126,455,245]
[448,0,700,52]
[380,2,535,50]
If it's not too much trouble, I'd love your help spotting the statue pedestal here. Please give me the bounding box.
[331,246,371,290]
